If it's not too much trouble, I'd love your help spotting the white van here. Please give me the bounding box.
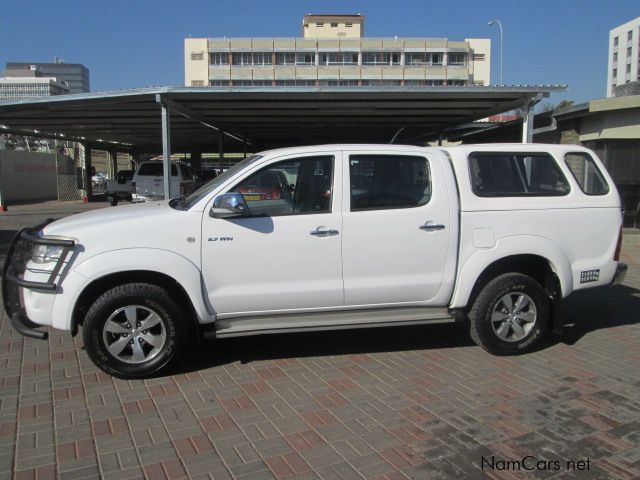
[131,161,195,202]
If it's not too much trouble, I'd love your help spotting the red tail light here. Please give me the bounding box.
[614,226,622,261]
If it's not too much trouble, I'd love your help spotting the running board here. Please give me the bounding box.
[214,307,455,338]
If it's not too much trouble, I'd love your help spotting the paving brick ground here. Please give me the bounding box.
[1,201,639,479]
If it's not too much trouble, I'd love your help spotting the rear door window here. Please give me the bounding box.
[349,155,431,211]
[564,152,609,195]
[469,152,570,197]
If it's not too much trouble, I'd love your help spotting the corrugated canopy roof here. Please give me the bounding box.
[0,86,566,152]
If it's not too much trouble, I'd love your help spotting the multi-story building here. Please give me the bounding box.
[5,60,90,93]
[0,74,70,101]
[607,16,640,97]
[185,14,490,88]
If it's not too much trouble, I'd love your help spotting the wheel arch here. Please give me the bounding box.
[71,270,204,338]
[451,235,572,310]
[58,248,212,335]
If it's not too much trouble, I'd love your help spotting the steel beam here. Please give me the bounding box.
[160,96,252,146]
[219,130,224,173]
[159,99,172,199]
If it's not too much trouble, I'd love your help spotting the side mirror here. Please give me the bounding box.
[210,192,250,218]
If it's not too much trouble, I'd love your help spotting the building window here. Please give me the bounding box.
[405,53,427,65]
[190,80,204,86]
[628,30,633,41]
[210,53,229,65]
[473,53,486,61]
[296,53,315,65]
[319,52,358,65]
[614,52,618,62]
[425,80,445,86]
[449,80,467,86]
[362,52,400,66]
[209,80,230,86]
[448,53,467,66]
[232,53,253,66]
[346,23,353,27]
[331,22,338,27]
[431,53,444,65]
[316,22,323,27]
[275,52,296,65]
[627,64,632,74]
[252,52,273,66]
[614,36,619,47]
[191,52,204,61]
[613,68,617,78]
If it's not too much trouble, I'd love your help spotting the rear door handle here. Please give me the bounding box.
[310,228,339,237]
[420,222,446,231]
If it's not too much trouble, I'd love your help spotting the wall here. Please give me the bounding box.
[0,150,58,203]
[184,38,209,86]
[467,38,491,86]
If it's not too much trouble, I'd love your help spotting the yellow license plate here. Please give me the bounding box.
[243,194,261,201]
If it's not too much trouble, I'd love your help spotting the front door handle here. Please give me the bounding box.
[310,228,339,237]
[420,222,446,231]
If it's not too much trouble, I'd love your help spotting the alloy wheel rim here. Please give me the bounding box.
[102,305,167,364]
[491,292,537,342]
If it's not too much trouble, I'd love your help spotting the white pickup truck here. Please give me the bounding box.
[3,144,627,378]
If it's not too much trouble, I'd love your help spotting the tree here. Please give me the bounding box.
[541,100,574,112]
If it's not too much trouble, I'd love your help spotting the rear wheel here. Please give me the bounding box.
[110,196,118,206]
[468,273,550,355]
[83,283,188,379]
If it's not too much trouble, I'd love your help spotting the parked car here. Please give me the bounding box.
[106,170,135,206]
[3,144,627,378]
[131,161,196,202]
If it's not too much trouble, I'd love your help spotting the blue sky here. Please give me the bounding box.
[1,0,638,105]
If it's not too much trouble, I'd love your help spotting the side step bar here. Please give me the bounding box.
[213,306,455,338]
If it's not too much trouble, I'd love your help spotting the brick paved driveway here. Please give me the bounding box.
[1,202,639,479]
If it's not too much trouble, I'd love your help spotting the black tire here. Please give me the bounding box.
[110,197,118,206]
[468,273,550,355]
[83,283,188,379]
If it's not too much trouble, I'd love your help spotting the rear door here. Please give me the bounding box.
[341,150,452,306]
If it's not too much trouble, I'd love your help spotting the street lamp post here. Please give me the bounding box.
[487,19,503,85]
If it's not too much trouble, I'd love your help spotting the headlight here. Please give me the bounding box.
[32,245,65,264]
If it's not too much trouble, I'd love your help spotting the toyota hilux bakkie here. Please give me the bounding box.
[3,144,627,378]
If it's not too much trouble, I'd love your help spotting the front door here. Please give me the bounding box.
[341,150,452,306]
[202,153,343,316]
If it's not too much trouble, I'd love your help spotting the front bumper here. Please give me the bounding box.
[613,263,628,285]
[2,220,75,340]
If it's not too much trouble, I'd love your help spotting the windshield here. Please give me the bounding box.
[173,155,263,210]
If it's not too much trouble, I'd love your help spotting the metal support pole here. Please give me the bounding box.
[522,101,534,143]
[85,146,93,200]
[218,130,224,173]
[109,149,118,179]
[161,102,172,199]
[243,141,247,158]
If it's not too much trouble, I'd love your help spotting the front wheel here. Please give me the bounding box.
[468,273,550,355]
[83,283,188,379]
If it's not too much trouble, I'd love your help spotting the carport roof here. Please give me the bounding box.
[0,85,566,152]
